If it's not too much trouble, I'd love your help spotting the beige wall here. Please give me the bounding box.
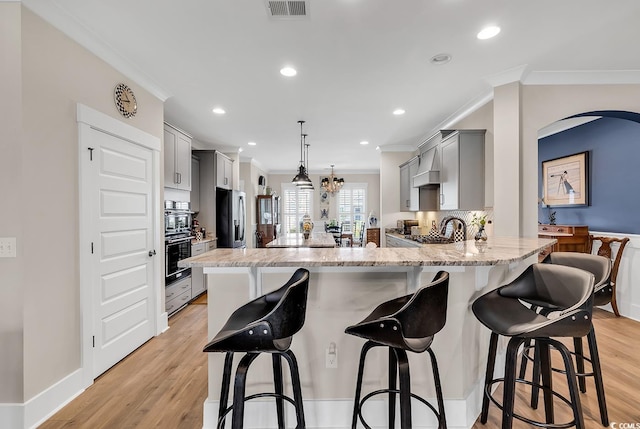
[0,2,25,403]
[380,151,416,245]
[20,7,164,400]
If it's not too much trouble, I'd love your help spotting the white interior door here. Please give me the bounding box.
[89,129,155,377]
[75,103,164,385]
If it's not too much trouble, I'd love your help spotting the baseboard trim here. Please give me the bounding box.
[203,383,484,429]
[0,369,88,429]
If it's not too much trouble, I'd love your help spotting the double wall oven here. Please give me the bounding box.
[165,201,193,285]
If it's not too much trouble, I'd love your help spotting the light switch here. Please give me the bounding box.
[0,237,17,258]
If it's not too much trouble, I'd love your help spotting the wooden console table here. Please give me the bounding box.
[537,224,589,260]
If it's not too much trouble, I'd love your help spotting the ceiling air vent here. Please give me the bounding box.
[266,1,309,19]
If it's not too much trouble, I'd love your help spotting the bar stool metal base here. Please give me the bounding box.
[351,341,446,429]
[517,327,608,426]
[217,350,306,429]
[481,334,586,429]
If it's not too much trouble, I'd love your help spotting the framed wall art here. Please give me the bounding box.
[542,151,589,207]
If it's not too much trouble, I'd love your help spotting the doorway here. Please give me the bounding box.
[78,104,163,383]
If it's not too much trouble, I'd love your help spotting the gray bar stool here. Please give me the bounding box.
[519,252,610,426]
[203,268,310,429]
[345,271,449,429]
[472,263,595,429]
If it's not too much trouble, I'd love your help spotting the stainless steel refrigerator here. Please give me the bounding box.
[216,189,246,248]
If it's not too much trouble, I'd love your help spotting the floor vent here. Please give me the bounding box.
[266,1,309,19]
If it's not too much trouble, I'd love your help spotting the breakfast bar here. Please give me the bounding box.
[181,237,554,429]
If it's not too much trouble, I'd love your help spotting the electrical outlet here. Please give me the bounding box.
[325,342,338,369]
[0,237,17,258]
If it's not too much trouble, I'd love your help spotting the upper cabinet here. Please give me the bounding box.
[400,156,439,212]
[399,157,419,211]
[439,130,485,210]
[164,123,191,191]
[215,152,233,190]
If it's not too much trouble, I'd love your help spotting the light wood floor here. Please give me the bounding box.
[40,300,640,429]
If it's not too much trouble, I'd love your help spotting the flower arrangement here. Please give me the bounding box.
[471,213,487,228]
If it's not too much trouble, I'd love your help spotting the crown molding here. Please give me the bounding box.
[22,0,171,101]
[523,70,640,85]
[484,64,531,88]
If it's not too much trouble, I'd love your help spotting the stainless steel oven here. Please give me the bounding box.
[165,234,192,284]
[164,201,193,285]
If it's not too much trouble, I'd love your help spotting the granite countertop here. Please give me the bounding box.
[180,237,556,268]
[266,232,336,248]
[191,236,217,245]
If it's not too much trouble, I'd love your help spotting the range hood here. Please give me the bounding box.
[412,146,440,187]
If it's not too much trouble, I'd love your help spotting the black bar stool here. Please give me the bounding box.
[518,252,610,426]
[203,268,310,429]
[472,263,595,429]
[345,271,449,429]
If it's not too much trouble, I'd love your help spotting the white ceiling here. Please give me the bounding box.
[23,0,640,173]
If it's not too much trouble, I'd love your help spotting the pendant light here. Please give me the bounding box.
[291,120,313,187]
[298,134,315,190]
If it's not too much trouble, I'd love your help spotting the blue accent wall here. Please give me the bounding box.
[539,116,640,234]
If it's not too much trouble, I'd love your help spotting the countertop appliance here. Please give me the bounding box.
[164,201,193,285]
[216,189,246,248]
[397,219,419,235]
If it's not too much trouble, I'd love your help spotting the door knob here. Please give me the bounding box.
[148,250,156,257]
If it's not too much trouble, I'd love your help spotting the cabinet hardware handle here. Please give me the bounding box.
[167,292,174,298]
[148,250,156,257]
[175,172,179,184]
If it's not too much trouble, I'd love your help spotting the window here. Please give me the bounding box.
[338,184,367,234]
[282,184,313,233]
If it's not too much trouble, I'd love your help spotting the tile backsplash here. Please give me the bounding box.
[416,209,494,239]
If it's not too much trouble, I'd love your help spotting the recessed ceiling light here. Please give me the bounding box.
[360,141,369,145]
[393,109,406,116]
[212,107,226,115]
[280,66,297,77]
[238,148,244,153]
[430,53,452,65]
[477,26,501,40]
[248,141,257,146]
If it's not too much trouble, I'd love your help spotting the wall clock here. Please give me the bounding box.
[114,83,137,118]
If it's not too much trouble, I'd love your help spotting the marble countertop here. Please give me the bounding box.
[180,236,556,268]
[191,236,217,245]
[266,232,336,248]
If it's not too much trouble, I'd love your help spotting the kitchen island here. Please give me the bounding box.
[181,237,555,429]
[266,232,336,248]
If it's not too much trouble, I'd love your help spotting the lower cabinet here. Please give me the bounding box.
[385,234,422,248]
[191,240,215,298]
[165,276,192,315]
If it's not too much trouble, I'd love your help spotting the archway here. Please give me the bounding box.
[537,110,640,234]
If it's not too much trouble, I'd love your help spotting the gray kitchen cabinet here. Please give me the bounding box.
[164,123,192,191]
[191,242,207,297]
[400,156,439,212]
[399,156,419,211]
[215,152,233,190]
[191,240,215,298]
[165,275,192,315]
[191,155,200,213]
[439,130,485,210]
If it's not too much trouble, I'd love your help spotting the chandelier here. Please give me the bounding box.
[291,120,314,189]
[321,165,344,194]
